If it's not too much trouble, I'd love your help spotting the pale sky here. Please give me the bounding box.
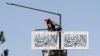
[0,0,100,56]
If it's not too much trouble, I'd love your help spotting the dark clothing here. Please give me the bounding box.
[47,21,56,31]
[46,20,60,31]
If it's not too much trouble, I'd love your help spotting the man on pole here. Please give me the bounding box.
[43,17,64,56]
[44,17,61,31]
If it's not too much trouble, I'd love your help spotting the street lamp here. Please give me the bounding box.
[6,2,67,56]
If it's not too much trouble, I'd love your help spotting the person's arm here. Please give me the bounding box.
[51,21,60,26]
[51,20,62,31]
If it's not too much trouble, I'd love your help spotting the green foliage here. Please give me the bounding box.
[0,31,5,44]
[0,49,9,56]
[4,49,9,56]
[0,31,8,56]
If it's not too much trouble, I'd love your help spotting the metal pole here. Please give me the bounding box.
[6,2,67,56]
[34,29,48,31]
[6,2,60,16]
[59,14,67,56]
[59,14,61,56]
